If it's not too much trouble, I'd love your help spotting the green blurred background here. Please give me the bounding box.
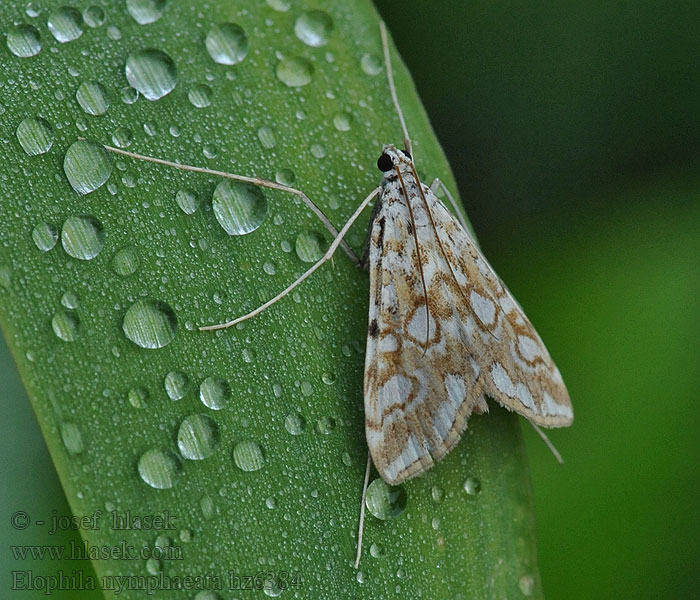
[2,1,698,598]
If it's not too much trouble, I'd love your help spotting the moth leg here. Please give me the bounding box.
[200,187,382,331]
[429,178,467,230]
[354,452,372,569]
[99,143,361,265]
[529,421,564,464]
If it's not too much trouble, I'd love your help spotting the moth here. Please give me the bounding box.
[102,21,573,567]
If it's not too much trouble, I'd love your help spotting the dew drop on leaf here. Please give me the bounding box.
[205,23,249,65]
[127,386,149,408]
[365,479,407,520]
[177,414,220,460]
[6,24,41,57]
[138,449,182,489]
[63,140,112,195]
[284,413,305,435]
[83,6,106,28]
[122,299,178,349]
[60,421,84,455]
[175,189,199,215]
[188,83,212,108]
[32,222,58,252]
[294,10,333,48]
[126,0,166,25]
[199,376,230,410]
[16,117,53,156]
[276,57,313,87]
[47,6,83,43]
[52,310,79,342]
[232,440,265,472]
[76,81,110,116]
[111,246,140,277]
[463,476,482,495]
[125,48,177,101]
[61,215,105,260]
[212,181,267,235]
[164,370,189,400]
[295,231,326,263]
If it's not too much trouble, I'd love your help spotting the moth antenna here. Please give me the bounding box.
[380,21,412,157]
[529,421,564,464]
[354,453,372,569]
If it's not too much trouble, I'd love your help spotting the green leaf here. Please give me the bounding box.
[0,1,543,598]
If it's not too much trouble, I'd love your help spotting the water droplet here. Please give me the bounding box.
[263,578,282,597]
[321,371,336,385]
[61,215,105,260]
[61,291,79,309]
[164,371,189,400]
[7,24,41,58]
[76,81,109,116]
[111,126,133,148]
[83,6,106,28]
[121,299,177,349]
[60,422,84,454]
[194,592,222,600]
[48,6,83,43]
[265,497,277,509]
[188,83,212,108]
[463,476,482,495]
[365,479,407,520]
[177,414,220,460]
[199,376,230,410]
[175,189,199,215]
[205,23,249,65]
[294,10,333,47]
[16,116,54,156]
[121,86,139,104]
[369,542,385,558]
[316,416,335,435]
[333,113,352,132]
[295,231,326,262]
[138,449,182,489]
[63,140,112,195]
[284,413,305,435]
[125,48,177,101]
[179,529,192,542]
[32,222,58,252]
[26,3,41,18]
[355,571,365,584]
[112,246,140,276]
[431,485,444,503]
[145,557,161,575]
[519,574,535,596]
[262,261,277,276]
[361,53,383,76]
[309,143,326,158]
[232,440,265,472]
[127,386,149,408]
[266,0,290,11]
[126,0,166,25]
[275,168,295,186]
[52,310,79,342]
[200,495,216,519]
[212,181,267,235]
[0,265,12,291]
[257,126,276,149]
[276,57,313,87]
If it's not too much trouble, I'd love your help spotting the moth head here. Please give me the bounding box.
[377,144,413,175]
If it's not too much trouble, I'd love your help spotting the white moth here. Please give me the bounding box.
[101,21,573,569]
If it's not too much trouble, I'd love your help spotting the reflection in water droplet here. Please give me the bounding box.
[125,49,177,101]
[295,231,326,263]
[232,440,265,472]
[294,10,333,47]
[122,300,177,349]
[112,126,133,148]
[175,189,199,215]
[199,376,230,410]
[83,6,106,28]
[188,83,212,108]
[366,479,407,520]
[32,222,58,252]
[257,126,276,149]
[63,140,112,195]
[52,310,79,342]
[284,413,305,435]
[212,181,267,235]
[17,116,54,156]
[76,81,110,116]
[60,422,84,454]
[126,0,166,25]
[463,476,482,495]
[61,215,105,260]
[205,23,249,65]
[138,449,182,489]
[276,57,313,87]
[111,246,140,277]
[165,371,189,400]
[177,414,220,460]
[127,386,149,408]
[7,24,41,58]
[361,53,383,76]
[61,291,79,309]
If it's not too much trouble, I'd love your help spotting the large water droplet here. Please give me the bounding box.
[284,413,305,435]
[63,140,112,195]
[276,57,313,87]
[177,414,220,460]
[61,215,105,260]
[199,376,230,410]
[361,53,383,76]
[369,542,385,558]
[463,476,482,495]
[294,10,333,47]
[188,84,212,108]
[212,181,267,235]
[126,0,166,25]
[257,126,276,149]
[127,386,149,408]
[165,371,189,400]
[83,6,106,28]
[366,479,407,520]
[52,310,79,342]
[16,117,54,156]
[175,189,199,215]
[111,126,133,149]
[48,6,83,43]
[205,23,249,65]
[125,49,177,101]
[76,81,109,116]
[61,291,79,309]
[333,113,352,132]
[232,440,265,472]
[7,24,41,58]
[138,449,182,489]
[60,422,84,454]
[295,231,326,262]
[112,246,140,276]
[32,222,58,252]
[122,299,177,349]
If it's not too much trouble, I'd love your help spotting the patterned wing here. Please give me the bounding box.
[364,179,572,485]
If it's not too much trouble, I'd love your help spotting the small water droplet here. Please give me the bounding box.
[61,291,79,309]
[294,10,333,47]
[52,310,79,342]
[205,23,249,65]
[126,0,166,25]
[121,86,139,104]
[212,180,267,235]
[175,189,199,215]
[369,542,385,558]
[355,571,365,584]
[199,376,230,410]
[61,215,105,260]
[200,495,216,519]
[309,143,326,158]
[164,371,189,400]
[519,574,535,596]
[122,299,178,349]
[284,413,305,435]
[127,386,149,408]
[263,579,282,598]
[266,0,290,11]
[111,126,133,148]
[188,83,212,108]
[333,113,352,132]
[16,117,54,156]
[316,416,335,435]
[138,449,182,489]
[177,414,220,460]
[32,222,58,252]
[26,3,41,18]
[179,529,192,542]
[265,497,277,509]
[145,557,161,575]
[366,479,407,520]
[63,140,112,195]
[7,24,41,58]
[341,451,352,466]
[431,485,444,503]
[83,6,106,28]
[463,476,482,495]
[60,421,84,454]
[274,168,295,186]
[257,126,276,149]
[232,440,265,472]
[295,231,326,263]
[48,6,83,43]
[76,81,110,115]
[276,57,313,87]
[0,265,12,291]
[125,48,177,101]
[112,246,140,276]
[361,53,383,76]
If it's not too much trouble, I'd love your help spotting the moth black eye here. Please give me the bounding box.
[377,153,393,172]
